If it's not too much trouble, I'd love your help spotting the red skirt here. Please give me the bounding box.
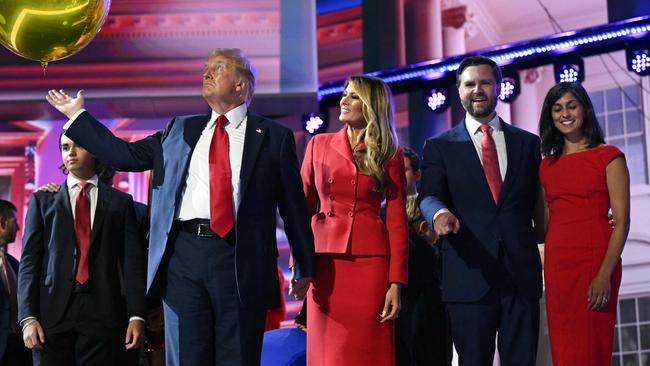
[307,253,393,366]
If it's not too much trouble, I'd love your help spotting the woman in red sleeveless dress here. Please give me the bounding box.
[538,82,630,366]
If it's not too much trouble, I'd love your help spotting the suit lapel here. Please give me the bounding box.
[54,183,74,232]
[90,182,109,245]
[498,120,522,206]
[175,114,210,201]
[53,183,76,255]
[450,122,496,206]
[331,127,356,167]
[239,112,267,203]
[184,114,211,153]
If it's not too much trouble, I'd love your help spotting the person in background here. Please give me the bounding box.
[395,148,451,366]
[0,200,32,365]
[538,82,630,366]
[301,75,408,366]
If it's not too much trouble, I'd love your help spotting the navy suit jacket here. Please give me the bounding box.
[17,182,146,329]
[419,119,542,302]
[0,254,18,360]
[65,110,315,309]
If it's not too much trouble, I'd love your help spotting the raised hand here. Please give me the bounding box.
[46,89,85,119]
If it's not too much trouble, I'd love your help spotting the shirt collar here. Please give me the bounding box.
[465,113,502,135]
[66,174,99,190]
[210,103,248,129]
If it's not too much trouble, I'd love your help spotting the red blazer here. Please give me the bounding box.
[301,127,408,284]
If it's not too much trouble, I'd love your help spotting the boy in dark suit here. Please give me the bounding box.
[18,134,146,366]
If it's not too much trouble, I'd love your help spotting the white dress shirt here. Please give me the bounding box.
[464,114,508,181]
[177,104,248,221]
[432,114,508,222]
[67,174,99,226]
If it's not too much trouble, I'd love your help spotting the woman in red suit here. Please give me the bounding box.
[301,75,408,366]
[538,82,630,366]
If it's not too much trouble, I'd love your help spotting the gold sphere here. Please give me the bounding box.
[0,0,111,67]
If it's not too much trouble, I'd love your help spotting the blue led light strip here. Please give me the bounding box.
[319,15,650,101]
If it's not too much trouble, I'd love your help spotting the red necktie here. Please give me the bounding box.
[74,182,91,284]
[209,115,234,237]
[479,124,502,203]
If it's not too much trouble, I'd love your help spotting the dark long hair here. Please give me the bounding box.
[58,132,115,184]
[539,82,605,156]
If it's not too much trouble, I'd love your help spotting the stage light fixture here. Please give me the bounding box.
[319,17,650,99]
[626,48,650,76]
[118,177,129,189]
[499,73,520,103]
[303,113,327,135]
[427,89,449,112]
[554,58,585,83]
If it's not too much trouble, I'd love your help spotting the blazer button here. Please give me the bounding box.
[329,195,335,200]
[350,179,355,185]
[328,178,334,183]
[327,211,334,217]
[348,211,353,217]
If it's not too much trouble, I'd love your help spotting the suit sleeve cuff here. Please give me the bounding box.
[19,316,37,327]
[420,196,448,227]
[432,208,451,225]
[129,316,145,323]
[62,109,86,130]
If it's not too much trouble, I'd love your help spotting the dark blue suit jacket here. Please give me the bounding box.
[419,119,542,302]
[17,181,146,330]
[65,111,315,309]
[0,254,18,360]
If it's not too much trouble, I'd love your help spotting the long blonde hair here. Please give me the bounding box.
[344,76,399,192]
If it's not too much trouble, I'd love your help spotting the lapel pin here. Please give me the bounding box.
[256,128,262,133]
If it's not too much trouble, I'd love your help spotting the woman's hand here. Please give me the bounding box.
[380,283,402,322]
[587,273,611,311]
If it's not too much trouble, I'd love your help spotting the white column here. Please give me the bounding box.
[511,68,544,134]
[280,0,317,93]
[442,26,466,57]
[405,0,443,62]
[495,102,512,125]
[28,120,66,187]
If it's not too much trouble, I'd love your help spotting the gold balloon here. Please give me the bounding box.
[0,0,110,67]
